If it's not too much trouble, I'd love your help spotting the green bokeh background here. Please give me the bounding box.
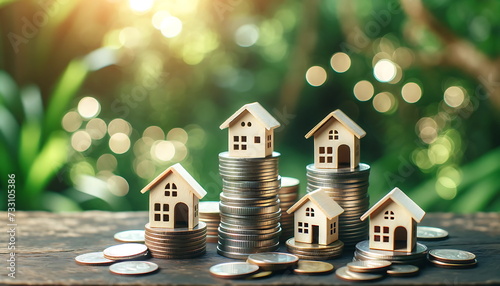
[0,0,499,212]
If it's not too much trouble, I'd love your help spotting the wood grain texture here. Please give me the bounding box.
[1,211,499,285]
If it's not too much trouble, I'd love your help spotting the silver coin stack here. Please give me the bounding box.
[306,163,370,246]
[217,151,282,259]
[199,201,221,243]
[353,240,427,266]
[144,222,207,259]
[279,177,299,241]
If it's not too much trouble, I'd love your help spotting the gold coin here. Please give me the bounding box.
[293,260,334,275]
[246,271,273,279]
[347,260,392,273]
[336,266,383,281]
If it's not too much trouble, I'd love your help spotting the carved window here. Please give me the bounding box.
[305,207,315,217]
[384,211,395,220]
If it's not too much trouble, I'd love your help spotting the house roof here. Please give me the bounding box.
[287,188,344,219]
[304,109,366,139]
[220,102,281,130]
[140,163,207,199]
[360,187,425,222]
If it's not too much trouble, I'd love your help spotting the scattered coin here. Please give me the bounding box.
[109,261,158,275]
[336,266,383,281]
[428,249,476,263]
[293,260,334,275]
[347,260,392,273]
[246,271,273,279]
[210,262,259,279]
[417,226,449,240]
[74,252,114,266]
[428,258,477,269]
[114,230,145,243]
[387,264,419,277]
[247,252,299,271]
[103,243,148,260]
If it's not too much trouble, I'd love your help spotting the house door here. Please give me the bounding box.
[174,203,189,228]
[394,226,407,251]
[338,145,350,167]
[312,225,319,244]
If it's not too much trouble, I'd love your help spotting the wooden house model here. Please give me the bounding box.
[220,102,280,158]
[287,188,344,245]
[305,109,366,169]
[141,163,207,229]
[360,187,425,252]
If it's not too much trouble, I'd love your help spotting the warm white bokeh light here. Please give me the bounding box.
[153,140,176,161]
[77,97,100,119]
[86,118,107,140]
[444,86,465,108]
[71,131,92,152]
[107,175,130,197]
[373,59,397,83]
[97,153,118,171]
[353,80,374,101]
[401,82,422,103]
[330,52,351,73]
[62,111,82,132]
[161,16,183,38]
[108,118,131,136]
[143,126,165,140]
[305,66,327,87]
[109,133,131,154]
[373,92,395,113]
[167,128,188,144]
[152,11,170,29]
[235,24,259,47]
[129,0,154,13]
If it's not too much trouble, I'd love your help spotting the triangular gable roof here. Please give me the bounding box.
[287,188,344,219]
[220,102,281,130]
[360,187,425,222]
[304,109,366,139]
[140,163,207,199]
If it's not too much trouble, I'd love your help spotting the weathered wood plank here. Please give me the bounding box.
[1,211,499,285]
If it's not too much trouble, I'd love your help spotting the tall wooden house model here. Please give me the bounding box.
[141,163,207,229]
[287,188,344,245]
[220,102,280,158]
[305,109,366,169]
[360,187,425,252]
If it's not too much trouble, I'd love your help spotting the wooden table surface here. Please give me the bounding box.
[1,211,499,285]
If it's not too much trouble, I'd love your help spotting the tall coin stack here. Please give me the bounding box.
[279,177,300,241]
[199,201,221,243]
[306,163,370,246]
[145,222,207,259]
[217,152,282,259]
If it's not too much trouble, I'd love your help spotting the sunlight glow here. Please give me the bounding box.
[129,0,154,13]
[306,66,327,87]
[373,59,397,83]
[161,16,183,38]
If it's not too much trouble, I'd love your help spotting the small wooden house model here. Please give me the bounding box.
[141,163,207,229]
[360,187,425,252]
[305,109,366,169]
[220,102,280,158]
[287,188,344,245]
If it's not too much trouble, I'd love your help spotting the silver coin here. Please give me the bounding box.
[336,266,382,281]
[347,260,392,273]
[428,258,477,268]
[75,252,114,265]
[428,249,476,263]
[217,242,280,253]
[109,261,158,275]
[114,230,145,243]
[417,226,449,240]
[247,252,299,271]
[210,262,259,279]
[199,201,220,214]
[144,221,207,235]
[103,243,148,260]
[387,264,419,276]
[293,260,334,275]
[281,177,300,188]
[355,240,428,259]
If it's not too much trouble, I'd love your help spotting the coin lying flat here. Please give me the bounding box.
[428,258,477,269]
[109,261,158,275]
[210,262,260,279]
[114,230,145,243]
[246,271,273,279]
[387,264,419,277]
[417,226,449,240]
[347,260,392,273]
[247,252,299,271]
[75,252,114,265]
[428,249,476,263]
[103,243,148,260]
[336,266,383,281]
[293,260,334,275]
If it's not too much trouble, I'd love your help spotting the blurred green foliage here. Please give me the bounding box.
[0,0,499,212]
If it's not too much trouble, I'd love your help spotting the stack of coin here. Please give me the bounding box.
[199,201,221,243]
[278,177,299,241]
[144,221,206,259]
[285,237,344,260]
[427,249,477,268]
[217,152,282,259]
[247,252,299,271]
[306,163,370,246]
[353,240,427,266]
